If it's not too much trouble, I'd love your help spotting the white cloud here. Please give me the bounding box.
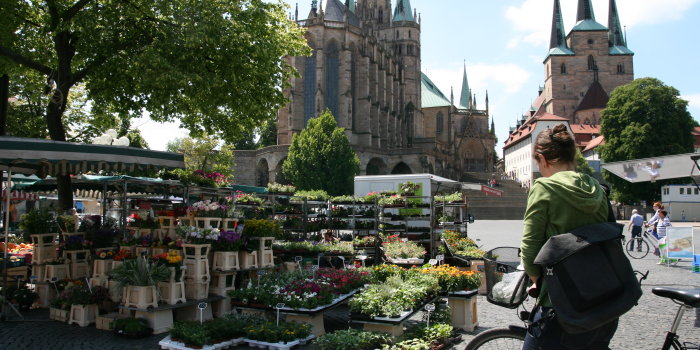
[133,116,189,151]
[424,63,531,102]
[505,0,700,48]
[683,93,700,119]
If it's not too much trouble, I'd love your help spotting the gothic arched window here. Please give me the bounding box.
[587,55,596,70]
[560,63,567,74]
[436,112,444,134]
[303,51,317,126]
[325,41,339,119]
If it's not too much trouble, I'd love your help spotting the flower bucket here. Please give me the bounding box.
[124,285,159,309]
[68,304,98,327]
[182,244,211,260]
[194,217,222,230]
[212,251,239,271]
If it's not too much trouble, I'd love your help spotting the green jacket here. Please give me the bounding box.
[520,171,609,306]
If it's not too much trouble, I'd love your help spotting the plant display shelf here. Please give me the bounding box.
[243,334,315,350]
[445,290,479,332]
[158,335,245,350]
[119,295,225,334]
[350,295,439,337]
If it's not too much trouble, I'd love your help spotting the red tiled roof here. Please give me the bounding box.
[583,135,605,152]
[503,113,570,149]
[536,113,568,121]
[570,124,600,134]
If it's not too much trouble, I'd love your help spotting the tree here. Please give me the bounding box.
[167,136,234,180]
[0,0,309,210]
[599,77,695,203]
[575,149,593,176]
[282,110,360,196]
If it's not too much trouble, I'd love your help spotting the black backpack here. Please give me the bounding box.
[533,222,642,334]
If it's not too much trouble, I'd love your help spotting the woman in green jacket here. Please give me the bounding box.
[521,124,618,350]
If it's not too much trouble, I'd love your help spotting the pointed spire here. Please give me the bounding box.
[459,62,470,109]
[549,0,567,49]
[608,0,626,47]
[473,93,477,109]
[576,0,595,22]
[295,3,299,20]
[490,116,495,134]
[393,0,415,22]
[311,0,318,15]
[450,86,454,106]
[486,90,489,114]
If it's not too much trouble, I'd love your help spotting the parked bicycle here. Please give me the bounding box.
[652,287,700,349]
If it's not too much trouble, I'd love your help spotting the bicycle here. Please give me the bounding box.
[623,227,656,259]
[652,287,700,349]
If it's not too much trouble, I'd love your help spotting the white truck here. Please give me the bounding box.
[353,173,460,197]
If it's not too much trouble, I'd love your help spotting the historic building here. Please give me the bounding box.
[503,0,634,187]
[234,0,495,187]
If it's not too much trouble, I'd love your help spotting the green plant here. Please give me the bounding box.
[383,240,426,259]
[434,192,463,203]
[291,189,330,201]
[170,321,210,347]
[267,182,296,194]
[56,215,78,233]
[204,317,246,342]
[6,285,38,308]
[330,195,356,203]
[108,257,170,291]
[349,274,438,318]
[113,318,150,335]
[399,181,421,196]
[241,219,282,238]
[244,321,311,343]
[455,246,486,259]
[314,328,392,350]
[378,195,405,207]
[19,209,57,235]
[381,338,432,350]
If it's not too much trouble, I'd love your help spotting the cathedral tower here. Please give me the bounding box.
[541,0,633,125]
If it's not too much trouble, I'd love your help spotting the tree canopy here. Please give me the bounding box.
[599,77,695,203]
[282,110,360,196]
[167,136,234,179]
[0,0,309,209]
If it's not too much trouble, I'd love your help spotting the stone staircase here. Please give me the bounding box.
[460,172,528,220]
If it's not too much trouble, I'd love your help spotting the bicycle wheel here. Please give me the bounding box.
[625,237,649,259]
[465,327,526,350]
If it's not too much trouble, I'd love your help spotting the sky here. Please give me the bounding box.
[137,0,700,152]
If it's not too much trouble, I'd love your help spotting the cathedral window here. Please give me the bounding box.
[325,41,340,119]
[560,63,567,74]
[436,112,444,134]
[587,55,596,70]
[617,63,625,74]
[379,9,383,23]
[303,52,317,126]
[409,31,411,39]
[396,30,399,39]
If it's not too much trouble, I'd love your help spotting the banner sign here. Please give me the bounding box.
[480,185,503,197]
[666,227,694,259]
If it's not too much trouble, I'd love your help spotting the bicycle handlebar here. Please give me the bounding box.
[634,270,649,285]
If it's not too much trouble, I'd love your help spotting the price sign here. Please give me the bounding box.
[311,265,319,271]
[257,269,267,276]
[275,303,286,309]
[198,302,207,324]
[424,303,436,312]
[436,255,444,262]
[294,256,303,262]
[275,303,286,326]
[428,259,438,265]
[197,302,208,310]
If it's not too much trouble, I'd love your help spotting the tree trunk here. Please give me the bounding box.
[0,74,8,136]
[46,83,73,211]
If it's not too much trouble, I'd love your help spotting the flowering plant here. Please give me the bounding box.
[361,191,380,204]
[378,195,405,207]
[266,182,296,194]
[441,230,477,252]
[94,250,115,260]
[244,321,311,344]
[434,192,463,203]
[349,273,439,318]
[63,235,92,250]
[383,240,426,259]
[212,231,242,251]
[187,200,229,217]
[399,181,421,196]
[113,249,135,261]
[357,264,404,284]
[153,250,184,281]
[418,264,481,292]
[352,235,377,247]
[234,192,264,206]
[179,169,233,188]
[175,226,220,244]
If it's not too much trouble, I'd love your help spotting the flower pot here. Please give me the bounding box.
[124,285,159,309]
[212,251,239,271]
[49,307,69,322]
[167,266,185,283]
[108,280,123,303]
[92,259,113,279]
[158,281,186,305]
[194,217,221,230]
[44,263,70,281]
[68,304,98,327]
[221,218,238,231]
[239,251,258,269]
[177,216,193,227]
[182,244,211,260]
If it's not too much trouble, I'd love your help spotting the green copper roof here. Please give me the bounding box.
[421,73,451,108]
[459,64,471,109]
[571,19,607,31]
[609,45,634,55]
[548,46,575,56]
[393,0,415,22]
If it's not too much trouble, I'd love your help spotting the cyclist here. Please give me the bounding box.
[520,124,618,349]
[627,209,644,251]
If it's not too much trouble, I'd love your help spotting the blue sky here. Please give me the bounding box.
[137,0,700,151]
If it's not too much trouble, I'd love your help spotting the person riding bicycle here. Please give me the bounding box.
[520,124,618,350]
[627,209,644,251]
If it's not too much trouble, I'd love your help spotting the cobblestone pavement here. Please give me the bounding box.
[2,220,698,349]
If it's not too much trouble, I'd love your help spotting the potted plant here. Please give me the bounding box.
[56,215,78,233]
[399,181,421,196]
[211,231,242,271]
[234,192,264,206]
[63,283,107,327]
[244,321,313,347]
[378,195,405,207]
[187,200,228,229]
[382,240,426,264]
[49,297,70,322]
[266,182,296,195]
[169,321,211,349]
[109,257,170,309]
[6,285,38,310]
[113,317,153,338]
[314,328,392,350]
[175,226,218,260]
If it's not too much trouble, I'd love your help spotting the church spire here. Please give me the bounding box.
[485,90,489,115]
[459,62,470,109]
[393,0,415,22]
[549,0,566,49]
[576,0,595,22]
[608,0,625,47]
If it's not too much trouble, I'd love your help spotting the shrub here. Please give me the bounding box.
[314,329,392,350]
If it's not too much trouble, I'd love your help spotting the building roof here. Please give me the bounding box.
[503,113,569,149]
[393,0,415,22]
[322,0,360,26]
[571,19,608,31]
[570,123,600,134]
[583,135,605,152]
[537,113,569,121]
[576,81,609,111]
[421,72,451,108]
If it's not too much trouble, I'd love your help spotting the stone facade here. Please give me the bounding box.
[234,0,495,187]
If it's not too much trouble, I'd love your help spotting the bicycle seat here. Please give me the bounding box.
[652,287,700,307]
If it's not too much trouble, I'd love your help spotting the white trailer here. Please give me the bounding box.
[354,174,460,197]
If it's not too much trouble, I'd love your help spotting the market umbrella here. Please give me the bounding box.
[0,136,184,319]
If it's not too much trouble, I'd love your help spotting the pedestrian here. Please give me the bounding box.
[646,201,664,256]
[627,209,644,251]
[656,210,672,264]
[520,124,617,350]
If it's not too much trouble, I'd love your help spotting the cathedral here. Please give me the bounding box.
[233,0,496,187]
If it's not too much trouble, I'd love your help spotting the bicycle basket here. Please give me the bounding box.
[483,247,530,309]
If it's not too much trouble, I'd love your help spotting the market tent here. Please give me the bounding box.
[0,189,39,201]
